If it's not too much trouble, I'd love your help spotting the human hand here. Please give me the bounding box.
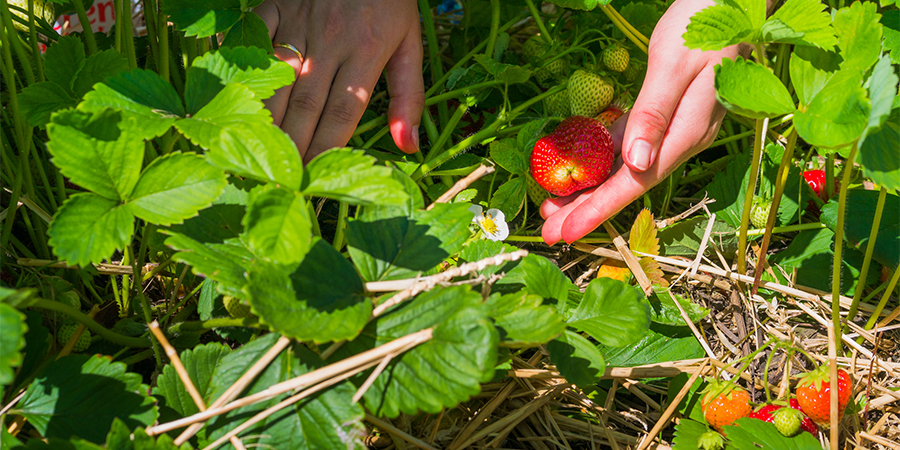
[540,0,743,244]
[255,0,425,163]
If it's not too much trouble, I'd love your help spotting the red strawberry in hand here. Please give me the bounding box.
[700,379,752,431]
[796,366,852,428]
[530,116,614,196]
[749,399,818,436]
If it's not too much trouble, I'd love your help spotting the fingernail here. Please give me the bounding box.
[411,125,420,152]
[630,139,654,171]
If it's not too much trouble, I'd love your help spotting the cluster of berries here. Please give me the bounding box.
[699,366,852,448]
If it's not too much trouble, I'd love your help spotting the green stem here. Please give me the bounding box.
[167,317,262,334]
[120,0,137,69]
[333,201,349,251]
[137,294,164,367]
[417,0,448,125]
[746,222,825,236]
[863,268,899,330]
[27,0,44,82]
[425,80,505,107]
[846,186,887,326]
[825,152,836,200]
[751,128,798,294]
[737,118,767,275]
[72,0,98,54]
[484,0,500,60]
[142,0,159,70]
[831,143,858,344]
[32,299,152,347]
[427,102,468,161]
[157,0,169,81]
[524,0,552,44]
[119,349,154,366]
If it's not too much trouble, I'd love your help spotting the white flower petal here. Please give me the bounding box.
[468,204,484,224]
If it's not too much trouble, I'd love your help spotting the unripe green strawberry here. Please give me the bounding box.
[772,406,804,436]
[223,296,253,318]
[750,197,773,229]
[525,173,551,206]
[522,35,547,60]
[535,58,568,86]
[622,61,642,82]
[567,70,614,117]
[697,430,725,450]
[544,87,571,118]
[601,44,630,73]
[57,323,91,352]
[8,0,55,32]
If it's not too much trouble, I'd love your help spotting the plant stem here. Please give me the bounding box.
[72,0,98,54]
[751,128,797,294]
[157,0,169,81]
[746,222,825,236]
[484,0,500,60]
[120,0,138,69]
[425,80,505,106]
[427,102,468,161]
[32,299,152,347]
[524,0,552,44]
[737,118,767,275]
[167,317,262,333]
[599,4,648,54]
[417,0,448,125]
[26,0,44,82]
[333,201,349,251]
[831,143,858,346]
[846,186,887,326]
[863,267,899,330]
[142,0,159,70]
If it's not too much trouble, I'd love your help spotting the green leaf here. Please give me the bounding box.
[768,227,882,295]
[547,330,606,386]
[489,138,527,175]
[81,69,184,138]
[789,45,842,108]
[16,355,158,444]
[714,57,795,119]
[154,343,231,418]
[243,187,311,265]
[346,203,472,282]
[683,4,755,51]
[862,55,899,143]
[649,289,709,326]
[302,148,408,205]
[178,82,272,136]
[458,238,520,279]
[567,277,650,347]
[164,233,253,297]
[600,323,705,367]
[47,108,144,200]
[203,336,366,449]
[186,46,294,105]
[821,190,900,270]
[126,152,228,226]
[221,12,274,53]
[106,421,194,450]
[658,216,738,257]
[672,419,712,450]
[545,0,609,11]
[12,312,50,390]
[163,0,243,38]
[487,291,566,347]
[202,122,304,190]
[794,68,869,149]
[883,10,900,64]
[859,119,900,191]
[48,193,134,266]
[764,0,836,48]
[833,1,883,73]
[245,240,372,343]
[72,50,130,98]
[473,54,531,85]
[341,285,497,418]
[43,35,85,92]
[723,418,823,450]
[517,118,549,155]
[18,81,78,127]
[495,254,574,308]
[0,304,26,387]
[489,176,526,220]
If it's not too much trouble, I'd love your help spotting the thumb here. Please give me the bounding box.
[385,23,425,154]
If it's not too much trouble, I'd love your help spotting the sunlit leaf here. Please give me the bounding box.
[487,291,566,346]
[567,277,650,347]
[764,0,836,48]
[154,343,231,418]
[794,68,869,149]
[81,69,184,139]
[833,0,883,73]
[163,0,242,38]
[683,4,755,51]
[48,193,134,266]
[243,186,311,265]
[0,304,26,387]
[302,148,408,205]
[714,57,795,119]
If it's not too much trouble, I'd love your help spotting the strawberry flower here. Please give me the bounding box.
[468,204,509,241]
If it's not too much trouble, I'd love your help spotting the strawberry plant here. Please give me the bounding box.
[1,0,897,448]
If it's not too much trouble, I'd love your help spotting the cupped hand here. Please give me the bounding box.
[255,0,425,163]
[540,0,743,245]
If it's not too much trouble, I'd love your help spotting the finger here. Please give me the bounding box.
[620,39,695,173]
[540,187,597,245]
[385,22,425,154]
[279,45,339,163]
[303,61,383,162]
[266,43,304,126]
[254,1,279,40]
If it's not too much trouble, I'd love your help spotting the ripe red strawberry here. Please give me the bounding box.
[700,379,752,431]
[796,366,852,428]
[592,93,632,127]
[749,399,818,436]
[802,170,838,201]
[567,70,614,117]
[530,116,614,196]
[601,43,630,72]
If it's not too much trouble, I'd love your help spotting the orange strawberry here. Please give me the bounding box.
[796,366,852,428]
[700,379,751,431]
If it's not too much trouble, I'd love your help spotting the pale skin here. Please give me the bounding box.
[258,0,738,244]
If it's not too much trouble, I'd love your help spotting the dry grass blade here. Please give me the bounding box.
[366,414,441,450]
[603,222,653,295]
[636,359,709,450]
[426,163,495,210]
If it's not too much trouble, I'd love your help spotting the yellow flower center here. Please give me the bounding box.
[481,214,499,235]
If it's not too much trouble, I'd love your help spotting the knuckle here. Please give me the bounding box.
[632,106,670,134]
[288,92,321,114]
[322,102,359,125]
